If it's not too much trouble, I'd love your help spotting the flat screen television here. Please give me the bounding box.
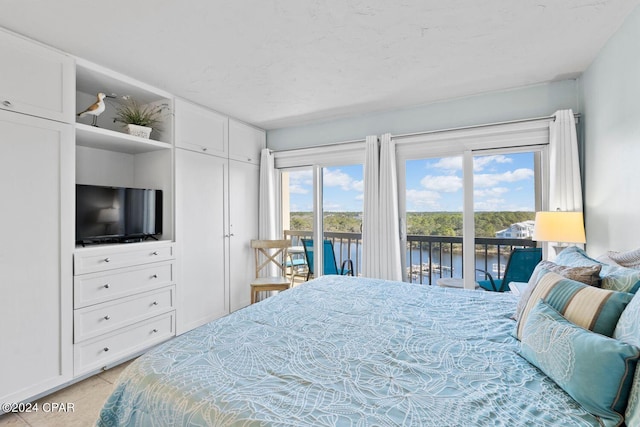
[76,184,163,244]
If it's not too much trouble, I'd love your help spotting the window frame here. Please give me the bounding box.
[395,119,551,288]
[275,141,366,277]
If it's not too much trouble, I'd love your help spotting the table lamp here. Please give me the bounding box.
[532,211,586,254]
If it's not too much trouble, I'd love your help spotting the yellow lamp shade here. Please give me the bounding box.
[533,211,586,243]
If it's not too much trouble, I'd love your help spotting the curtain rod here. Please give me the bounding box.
[391,113,581,140]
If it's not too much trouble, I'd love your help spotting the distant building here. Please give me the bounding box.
[495,220,535,239]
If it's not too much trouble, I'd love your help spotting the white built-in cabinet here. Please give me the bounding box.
[0,30,75,404]
[72,59,176,377]
[0,30,74,122]
[229,117,265,164]
[228,160,260,311]
[174,98,227,156]
[73,242,176,376]
[0,26,266,406]
[175,150,229,332]
[175,99,263,333]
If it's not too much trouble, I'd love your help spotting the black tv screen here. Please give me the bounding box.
[76,184,163,243]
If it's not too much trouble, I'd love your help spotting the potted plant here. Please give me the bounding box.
[114,98,169,139]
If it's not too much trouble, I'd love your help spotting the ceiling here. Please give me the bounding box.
[0,0,638,130]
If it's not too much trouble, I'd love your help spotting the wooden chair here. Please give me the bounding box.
[250,239,291,304]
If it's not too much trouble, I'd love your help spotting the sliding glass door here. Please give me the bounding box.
[403,155,463,284]
[399,146,543,289]
[281,163,364,279]
[472,150,539,287]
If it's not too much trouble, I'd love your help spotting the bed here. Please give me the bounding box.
[96,266,640,427]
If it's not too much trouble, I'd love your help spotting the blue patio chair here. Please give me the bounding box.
[476,247,542,292]
[301,239,354,280]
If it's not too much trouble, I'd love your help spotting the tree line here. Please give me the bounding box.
[289,211,535,238]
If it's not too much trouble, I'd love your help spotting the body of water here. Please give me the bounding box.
[331,241,509,285]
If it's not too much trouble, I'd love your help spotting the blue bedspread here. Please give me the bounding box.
[97,276,601,426]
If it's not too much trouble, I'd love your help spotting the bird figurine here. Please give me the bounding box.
[77,92,108,126]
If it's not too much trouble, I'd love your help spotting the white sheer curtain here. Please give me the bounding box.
[549,109,583,211]
[547,109,584,257]
[361,135,379,278]
[259,148,278,240]
[361,134,402,281]
[378,134,402,281]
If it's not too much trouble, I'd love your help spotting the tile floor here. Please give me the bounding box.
[0,359,134,427]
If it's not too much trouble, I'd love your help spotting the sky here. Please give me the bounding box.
[287,152,535,212]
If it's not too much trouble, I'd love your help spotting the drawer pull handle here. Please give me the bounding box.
[151,274,158,279]
[104,315,111,320]
[104,257,111,263]
[103,284,110,289]
[202,147,208,152]
[152,329,158,333]
[152,251,159,256]
[152,301,159,306]
[103,347,110,352]
[2,100,13,107]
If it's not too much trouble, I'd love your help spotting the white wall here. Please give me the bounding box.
[581,5,640,255]
[267,80,580,150]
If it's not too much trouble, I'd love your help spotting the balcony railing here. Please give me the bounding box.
[284,230,536,284]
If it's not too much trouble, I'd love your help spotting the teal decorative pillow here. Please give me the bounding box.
[553,246,640,293]
[554,246,602,268]
[514,261,602,322]
[520,300,640,427]
[515,270,633,340]
[614,293,640,425]
[599,263,640,293]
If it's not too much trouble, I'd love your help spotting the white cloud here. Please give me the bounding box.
[406,189,441,210]
[323,168,363,193]
[432,157,462,170]
[289,184,309,194]
[355,194,364,201]
[473,155,512,171]
[474,168,534,188]
[288,170,313,186]
[474,187,509,198]
[420,175,462,192]
[430,155,512,172]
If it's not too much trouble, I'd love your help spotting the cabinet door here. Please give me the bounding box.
[228,118,265,164]
[174,98,227,157]
[0,30,74,123]
[0,110,73,403]
[228,160,260,312]
[175,149,228,334]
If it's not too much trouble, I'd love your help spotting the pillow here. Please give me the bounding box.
[537,260,601,286]
[614,293,640,425]
[554,245,602,268]
[596,253,623,267]
[520,300,639,427]
[599,263,640,294]
[554,246,640,294]
[514,261,602,322]
[608,248,640,269]
[515,270,633,340]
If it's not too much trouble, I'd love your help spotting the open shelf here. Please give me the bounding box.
[75,58,173,145]
[76,123,171,154]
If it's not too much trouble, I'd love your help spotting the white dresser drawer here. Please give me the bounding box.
[74,286,175,342]
[74,241,174,275]
[74,312,175,376]
[74,262,173,308]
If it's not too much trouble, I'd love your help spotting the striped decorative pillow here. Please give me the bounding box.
[516,270,634,340]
